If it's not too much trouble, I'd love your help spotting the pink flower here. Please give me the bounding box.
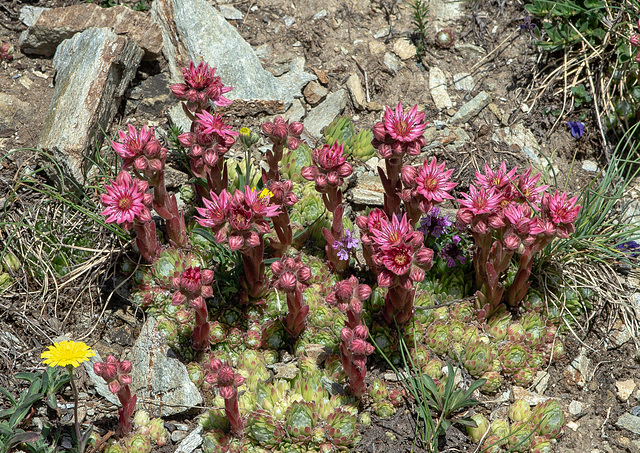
[415,157,457,202]
[100,171,152,229]
[458,185,502,216]
[516,167,548,206]
[111,125,167,173]
[383,103,427,142]
[262,116,303,149]
[196,190,231,229]
[474,162,518,192]
[546,191,581,226]
[301,143,353,193]
[170,61,233,111]
[379,243,414,276]
[371,213,412,249]
[196,110,239,141]
[271,255,311,293]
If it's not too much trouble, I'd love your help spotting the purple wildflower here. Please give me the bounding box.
[567,121,585,139]
[439,235,466,268]
[616,240,640,258]
[520,14,536,31]
[418,207,452,239]
[333,229,360,261]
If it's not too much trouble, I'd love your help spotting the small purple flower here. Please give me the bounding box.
[439,235,466,268]
[333,229,360,261]
[568,121,585,139]
[520,14,536,31]
[616,240,640,258]
[418,207,452,239]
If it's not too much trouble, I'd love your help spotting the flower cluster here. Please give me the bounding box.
[262,117,304,180]
[170,61,233,112]
[172,266,215,350]
[301,142,353,213]
[332,229,359,261]
[271,255,312,338]
[340,325,375,398]
[372,103,427,158]
[457,163,581,318]
[204,359,245,435]
[327,276,371,329]
[94,355,137,437]
[111,125,168,178]
[265,178,298,257]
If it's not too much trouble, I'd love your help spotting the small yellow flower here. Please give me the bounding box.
[240,127,251,137]
[41,340,95,368]
[258,188,274,199]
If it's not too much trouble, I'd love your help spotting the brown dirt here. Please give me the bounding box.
[0,0,638,452]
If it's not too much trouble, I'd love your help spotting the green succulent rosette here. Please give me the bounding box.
[509,399,532,422]
[479,371,503,394]
[530,400,565,439]
[507,420,534,452]
[467,413,490,442]
[246,409,285,449]
[425,321,450,356]
[499,342,530,375]
[462,340,496,378]
[490,418,510,443]
[486,309,512,341]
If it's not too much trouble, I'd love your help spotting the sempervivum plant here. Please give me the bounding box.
[499,342,530,376]
[271,255,312,338]
[462,340,496,378]
[466,413,490,443]
[424,321,450,356]
[530,400,565,439]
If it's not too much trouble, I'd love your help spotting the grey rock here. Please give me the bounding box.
[39,28,143,188]
[346,73,366,111]
[303,89,347,139]
[218,4,243,20]
[302,344,332,365]
[568,400,585,416]
[430,0,465,23]
[282,99,306,123]
[453,72,475,91]
[383,52,401,75]
[616,413,640,435]
[19,6,48,27]
[172,430,189,443]
[582,160,599,172]
[321,376,345,396]
[511,386,550,406]
[564,347,592,388]
[0,93,30,137]
[19,3,162,60]
[276,56,317,101]
[151,0,285,104]
[130,317,202,417]
[164,166,189,189]
[454,43,486,60]
[393,38,416,60]
[617,379,637,402]
[254,43,270,60]
[533,370,550,394]
[429,67,452,110]
[350,174,384,206]
[175,426,203,453]
[312,10,327,20]
[450,91,490,124]
[283,15,295,27]
[492,122,552,171]
[374,26,390,39]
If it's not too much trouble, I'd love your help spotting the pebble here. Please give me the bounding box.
[566,421,580,431]
[511,386,549,405]
[450,91,490,124]
[616,379,637,402]
[175,426,203,453]
[303,80,328,106]
[383,52,401,75]
[582,160,599,172]
[533,371,550,394]
[172,430,189,442]
[454,42,486,59]
[346,73,366,111]
[616,413,640,435]
[374,26,390,39]
[312,10,327,20]
[429,67,453,110]
[283,16,295,27]
[568,400,585,416]
[453,72,475,91]
[369,40,386,55]
[218,4,243,20]
[393,38,416,60]
[564,347,592,388]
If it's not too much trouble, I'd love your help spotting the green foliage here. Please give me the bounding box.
[132,0,150,11]
[409,0,429,59]
[86,0,118,7]
[571,83,592,108]
[323,116,375,162]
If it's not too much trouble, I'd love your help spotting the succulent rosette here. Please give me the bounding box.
[490,418,510,442]
[509,399,532,422]
[467,413,490,442]
[530,400,565,439]
[424,321,450,356]
[513,366,536,386]
[499,342,530,375]
[481,435,503,453]
[480,371,503,394]
[463,340,496,378]
[507,420,534,452]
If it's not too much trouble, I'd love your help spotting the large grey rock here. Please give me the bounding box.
[151,0,285,109]
[276,57,317,101]
[349,174,385,206]
[303,89,347,140]
[39,28,143,188]
[19,6,48,27]
[19,3,162,60]
[429,67,452,110]
[175,426,203,453]
[129,317,202,417]
[450,91,490,124]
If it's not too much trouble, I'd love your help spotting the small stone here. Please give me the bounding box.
[282,98,306,123]
[312,10,327,20]
[582,160,599,172]
[270,362,299,380]
[383,52,402,75]
[374,26,390,39]
[313,68,329,85]
[172,430,189,442]
[175,426,203,453]
[283,15,295,27]
[303,89,347,139]
[218,4,243,20]
[369,40,386,55]
[302,344,331,365]
[453,72,475,91]
[277,56,317,101]
[521,103,530,113]
[303,80,328,106]
[454,42,486,59]
[164,166,189,189]
[367,101,383,111]
[533,371,550,394]
[511,386,550,406]
[174,423,189,431]
[564,347,592,388]
[566,421,580,431]
[450,91,491,124]
[568,400,585,416]
[617,379,637,402]
[393,38,416,60]
[346,73,366,111]
[350,174,385,206]
[616,413,640,435]
[429,67,453,110]
[19,5,48,27]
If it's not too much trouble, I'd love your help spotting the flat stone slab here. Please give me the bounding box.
[303,89,347,140]
[39,28,143,188]
[450,91,490,124]
[429,67,452,110]
[19,3,162,60]
[151,0,285,109]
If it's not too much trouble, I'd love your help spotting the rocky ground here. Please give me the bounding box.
[1,0,640,452]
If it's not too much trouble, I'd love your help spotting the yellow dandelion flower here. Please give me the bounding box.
[258,188,274,199]
[41,340,95,368]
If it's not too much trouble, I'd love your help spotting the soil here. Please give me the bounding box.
[0,0,639,452]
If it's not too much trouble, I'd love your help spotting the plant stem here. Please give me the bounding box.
[67,366,82,448]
